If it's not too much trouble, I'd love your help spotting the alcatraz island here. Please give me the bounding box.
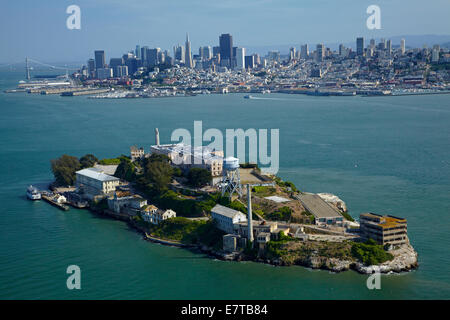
[32,129,418,274]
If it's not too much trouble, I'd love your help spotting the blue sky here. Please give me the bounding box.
[1,0,449,63]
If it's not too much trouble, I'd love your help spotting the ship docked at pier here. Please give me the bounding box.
[26,185,41,200]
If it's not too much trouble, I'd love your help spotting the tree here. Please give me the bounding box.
[145,160,173,193]
[187,168,212,188]
[115,158,136,182]
[147,153,171,164]
[79,154,98,168]
[172,167,183,177]
[50,155,81,186]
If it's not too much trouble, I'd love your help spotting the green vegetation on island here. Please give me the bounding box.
[50,154,81,186]
[351,239,394,265]
[186,167,212,188]
[133,216,225,249]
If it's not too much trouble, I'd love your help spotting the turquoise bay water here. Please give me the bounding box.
[0,71,449,299]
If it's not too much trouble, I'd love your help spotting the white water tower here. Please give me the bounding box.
[220,157,242,199]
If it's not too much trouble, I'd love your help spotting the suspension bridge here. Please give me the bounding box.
[0,58,80,80]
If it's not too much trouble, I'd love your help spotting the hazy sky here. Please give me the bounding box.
[1,0,449,63]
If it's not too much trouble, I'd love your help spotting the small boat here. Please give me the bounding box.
[27,185,41,200]
[244,95,254,99]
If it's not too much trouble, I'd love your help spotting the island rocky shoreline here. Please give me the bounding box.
[123,213,419,275]
[70,187,419,276]
[199,243,419,275]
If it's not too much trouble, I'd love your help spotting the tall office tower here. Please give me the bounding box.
[339,44,345,56]
[213,46,220,56]
[289,47,296,61]
[174,45,185,63]
[109,58,124,71]
[141,46,149,65]
[115,65,128,78]
[158,51,165,64]
[185,33,193,68]
[268,51,280,62]
[94,50,105,69]
[135,45,141,59]
[219,33,233,67]
[125,58,138,75]
[235,47,245,70]
[147,48,161,66]
[252,53,261,66]
[386,40,392,56]
[379,38,386,50]
[123,52,133,61]
[300,44,309,59]
[356,37,364,56]
[245,55,255,69]
[206,46,213,60]
[400,39,406,55]
[370,38,376,49]
[432,45,440,62]
[316,44,324,62]
[202,46,212,60]
[87,59,95,77]
[165,56,173,66]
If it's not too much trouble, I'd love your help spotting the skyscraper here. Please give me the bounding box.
[289,47,296,61]
[94,50,105,69]
[174,45,185,63]
[141,46,149,66]
[252,53,261,66]
[148,48,160,66]
[135,45,141,59]
[432,45,440,62]
[300,44,309,59]
[200,46,212,61]
[235,47,245,70]
[386,40,392,56]
[185,33,193,68]
[219,34,233,67]
[356,37,364,56]
[316,44,324,62]
[400,39,406,55]
[339,44,345,56]
[245,55,255,69]
[87,59,95,77]
[109,58,124,76]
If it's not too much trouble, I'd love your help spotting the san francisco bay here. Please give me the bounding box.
[0,70,449,299]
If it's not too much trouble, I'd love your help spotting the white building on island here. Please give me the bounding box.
[75,167,120,200]
[211,204,247,234]
[142,205,177,224]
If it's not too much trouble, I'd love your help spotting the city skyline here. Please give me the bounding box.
[1,0,450,63]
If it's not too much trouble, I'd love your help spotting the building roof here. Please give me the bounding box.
[115,191,132,198]
[297,193,342,219]
[211,204,246,219]
[94,164,119,175]
[76,168,120,182]
[151,143,223,163]
[360,213,407,229]
[143,204,158,212]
